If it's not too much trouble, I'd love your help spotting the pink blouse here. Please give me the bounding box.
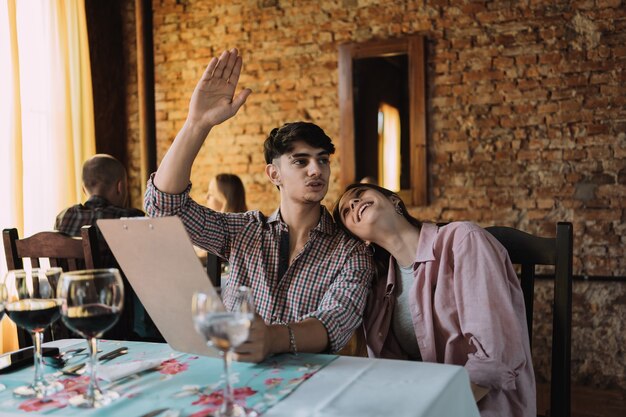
[364,222,536,417]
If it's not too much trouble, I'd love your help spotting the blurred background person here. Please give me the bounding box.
[201,173,248,284]
[54,154,162,342]
[206,173,248,213]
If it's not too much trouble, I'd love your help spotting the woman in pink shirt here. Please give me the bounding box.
[334,183,536,417]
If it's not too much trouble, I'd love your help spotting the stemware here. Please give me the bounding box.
[192,286,255,417]
[57,268,124,408]
[2,268,64,397]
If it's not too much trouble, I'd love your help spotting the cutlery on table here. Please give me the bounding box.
[44,347,89,368]
[61,346,128,376]
[139,408,181,417]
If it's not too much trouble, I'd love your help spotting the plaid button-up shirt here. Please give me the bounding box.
[55,195,145,237]
[144,176,374,352]
[55,195,145,267]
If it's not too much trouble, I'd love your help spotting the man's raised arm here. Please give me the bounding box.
[154,48,252,194]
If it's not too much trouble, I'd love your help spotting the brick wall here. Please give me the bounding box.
[122,0,626,391]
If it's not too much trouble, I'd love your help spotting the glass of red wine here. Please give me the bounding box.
[2,268,64,398]
[57,268,124,408]
[192,286,255,417]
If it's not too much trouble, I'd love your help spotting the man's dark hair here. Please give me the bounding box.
[263,122,335,164]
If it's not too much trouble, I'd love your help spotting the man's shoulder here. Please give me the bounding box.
[57,203,87,215]
[323,226,372,258]
[95,204,145,219]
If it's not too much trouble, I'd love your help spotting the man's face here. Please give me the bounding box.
[269,141,331,205]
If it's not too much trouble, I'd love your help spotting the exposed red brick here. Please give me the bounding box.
[118,0,626,391]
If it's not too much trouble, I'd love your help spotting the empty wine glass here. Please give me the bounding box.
[192,286,255,417]
[3,268,64,398]
[57,268,124,408]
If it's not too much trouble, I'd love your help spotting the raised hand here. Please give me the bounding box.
[187,48,252,129]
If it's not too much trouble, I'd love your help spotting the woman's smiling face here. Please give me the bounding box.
[337,186,397,242]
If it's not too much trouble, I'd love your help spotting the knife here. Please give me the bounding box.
[138,408,171,417]
[61,346,128,375]
[98,347,129,361]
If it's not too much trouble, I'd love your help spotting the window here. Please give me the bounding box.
[338,35,427,205]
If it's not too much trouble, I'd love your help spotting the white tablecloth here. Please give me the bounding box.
[267,354,480,417]
[4,340,480,417]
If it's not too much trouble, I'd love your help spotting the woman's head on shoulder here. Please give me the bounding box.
[332,183,421,244]
[207,173,248,213]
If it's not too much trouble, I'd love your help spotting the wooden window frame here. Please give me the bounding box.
[338,35,427,206]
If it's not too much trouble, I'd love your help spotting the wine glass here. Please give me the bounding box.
[57,268,124,408]
[192,286,255,417]
[3,268,64,398]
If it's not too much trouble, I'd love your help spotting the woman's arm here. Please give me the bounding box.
[453,226,531,393]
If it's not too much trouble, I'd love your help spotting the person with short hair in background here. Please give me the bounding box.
[55,153,162,342]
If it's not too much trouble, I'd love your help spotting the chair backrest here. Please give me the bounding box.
[3,226,101,271]
[486,222,573,417]
[2,225,101,347]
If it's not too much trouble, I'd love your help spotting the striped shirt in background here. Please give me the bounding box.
[144,175,374,352]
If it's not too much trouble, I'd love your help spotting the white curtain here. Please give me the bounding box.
[0,0,95,352]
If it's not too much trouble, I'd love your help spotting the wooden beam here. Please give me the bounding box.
[135,0,157,194]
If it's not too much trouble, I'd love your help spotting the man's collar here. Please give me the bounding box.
[267,206,335,236]
[85,195,111,206]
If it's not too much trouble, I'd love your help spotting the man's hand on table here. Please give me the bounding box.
[233,315,274,363]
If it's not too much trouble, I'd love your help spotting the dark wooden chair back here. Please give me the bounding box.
[3,226,100,271]
[486,222,573,417]
[2,225,101,347]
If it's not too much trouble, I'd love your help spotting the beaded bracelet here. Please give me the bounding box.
[283,323,298,355]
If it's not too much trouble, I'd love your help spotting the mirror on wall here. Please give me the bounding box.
[338,35,427,206]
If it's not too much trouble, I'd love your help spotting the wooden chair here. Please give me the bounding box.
[2,225,101,347]
[3,226,101,271]
[486,222,573,417]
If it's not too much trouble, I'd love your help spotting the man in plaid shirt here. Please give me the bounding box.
[55,154,145,264]
[55,154,163,342]
[144,48,374,362]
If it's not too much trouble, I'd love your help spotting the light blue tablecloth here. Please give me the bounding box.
[0,340,336,416]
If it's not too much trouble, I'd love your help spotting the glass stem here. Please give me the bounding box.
[31,331,45,388]
[222,349,234,415]
[86,337,100,405]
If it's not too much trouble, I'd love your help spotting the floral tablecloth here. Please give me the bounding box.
[0,340,337,416]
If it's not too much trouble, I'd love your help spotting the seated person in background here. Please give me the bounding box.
[55,154,143,251]
[333,183,536,417]
[206,173,248,213]
[55,153,163,342]
[202,173,248,279]
[145,48,374,362]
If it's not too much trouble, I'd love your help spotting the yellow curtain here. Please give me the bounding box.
[0,0,95,353]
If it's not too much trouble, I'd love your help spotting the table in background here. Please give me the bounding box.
[0,340,479,417]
